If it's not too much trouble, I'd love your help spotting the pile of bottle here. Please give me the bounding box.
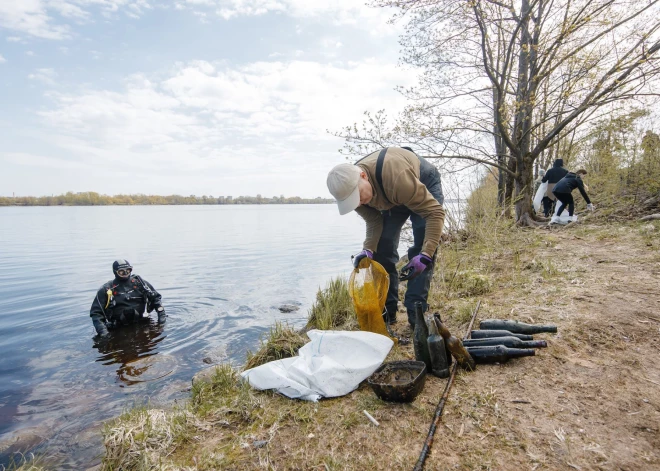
[413,302,557,376]
[466,319,556,364]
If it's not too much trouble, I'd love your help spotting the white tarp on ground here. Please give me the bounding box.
[550,200,578,224]
[241,330,394,402]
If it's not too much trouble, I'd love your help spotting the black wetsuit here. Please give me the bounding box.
[90,275,163,335]
[552,172,591,216]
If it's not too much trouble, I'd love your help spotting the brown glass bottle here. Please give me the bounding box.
[470,329,534,341]
[463,336,547,349]
[433,315,476,371]
[465,345,535,364]
[479,319,557,334]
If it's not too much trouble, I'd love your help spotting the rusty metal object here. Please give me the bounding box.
[367,360,427,403]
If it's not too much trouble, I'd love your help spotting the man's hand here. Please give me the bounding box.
[351,249,373,269]
[157,307,167,324]
[93,319,110,337]
[399,253,433,281]
[587,203,594,211]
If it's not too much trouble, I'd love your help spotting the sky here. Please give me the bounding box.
[0,0,415,198]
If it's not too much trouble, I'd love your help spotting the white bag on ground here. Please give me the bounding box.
[533,181,547,214]
[551,202,578,224]
[241,330,393,401]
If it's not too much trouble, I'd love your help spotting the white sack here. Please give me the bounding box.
[241,330,393,401]
[551,203,578,224]
[533,181,548,214]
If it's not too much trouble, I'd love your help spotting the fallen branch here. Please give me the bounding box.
[639,214,660,221]
[414,300,481,471]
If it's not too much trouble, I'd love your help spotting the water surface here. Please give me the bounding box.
[0,205,364,469]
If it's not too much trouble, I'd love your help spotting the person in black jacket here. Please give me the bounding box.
[541,159,569,216]
[90,260,166,337]
[552,169,594,217]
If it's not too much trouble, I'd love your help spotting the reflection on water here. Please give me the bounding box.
[93,319,169,386]
[0,205,365,469]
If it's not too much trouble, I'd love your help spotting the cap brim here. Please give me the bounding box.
[336,184,360,215]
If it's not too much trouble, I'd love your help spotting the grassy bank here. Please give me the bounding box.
[88,187,659,469]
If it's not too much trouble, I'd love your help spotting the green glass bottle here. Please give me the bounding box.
[479,319,557,334]
[413,302,432,372]
[465,345,535,364]
[426,314,450,378]
[463,336,547,349]
[470,329,534,341]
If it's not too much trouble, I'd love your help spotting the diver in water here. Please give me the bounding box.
[90,260,166,337]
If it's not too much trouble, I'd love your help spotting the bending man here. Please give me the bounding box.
[552,169,594,218]
[327,147,445,328]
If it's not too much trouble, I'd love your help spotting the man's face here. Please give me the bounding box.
[357,172,373,205]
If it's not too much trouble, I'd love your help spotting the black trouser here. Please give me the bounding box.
[553,191,574,216]
[373,157,444,326]
[542,196,554,217]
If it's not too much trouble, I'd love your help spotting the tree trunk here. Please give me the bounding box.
[514,155,539,225]
[503,156,516,218]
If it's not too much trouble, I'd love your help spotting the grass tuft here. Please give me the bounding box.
[243,323,306,371]
[306,277,357,331]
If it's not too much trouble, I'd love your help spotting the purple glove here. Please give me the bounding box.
[352,249,373,268]
[399,253,433,281]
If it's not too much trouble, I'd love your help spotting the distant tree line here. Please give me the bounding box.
[0,192,335,207]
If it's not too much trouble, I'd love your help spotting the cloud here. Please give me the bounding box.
[33,59,414,195]
[0,1,397,41]
[0,54,5,63]
[28,68,57,84]
[181,0,398,34]
[0,1,151,40]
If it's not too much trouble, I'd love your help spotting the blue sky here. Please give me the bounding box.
[0,1,414,198]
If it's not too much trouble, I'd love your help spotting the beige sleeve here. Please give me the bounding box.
[355,205,383,253]
[391,168,445,256]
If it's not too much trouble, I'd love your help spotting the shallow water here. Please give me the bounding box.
[0,205,364,469]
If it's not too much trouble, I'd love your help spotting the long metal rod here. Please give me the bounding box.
[413,300,481,471]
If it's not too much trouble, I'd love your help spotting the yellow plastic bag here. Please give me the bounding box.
[349,258,397,344]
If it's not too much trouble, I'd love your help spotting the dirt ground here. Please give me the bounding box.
[212,222,659,471]
[407,223,660,471]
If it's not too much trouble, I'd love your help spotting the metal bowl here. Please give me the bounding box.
[367,360,427,403]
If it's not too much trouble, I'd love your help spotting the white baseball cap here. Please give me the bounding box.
[327,163,362,215]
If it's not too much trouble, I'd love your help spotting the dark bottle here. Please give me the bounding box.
[463,336,547,349]
[465,345,535,364]
[479,319,557,334]
[430,314,452,367]
[470,329,534,341]
[413,302,432,372]
[433,315,476,371]
[426,315,450,378]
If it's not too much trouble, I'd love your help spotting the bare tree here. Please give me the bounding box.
[334,0,660,225]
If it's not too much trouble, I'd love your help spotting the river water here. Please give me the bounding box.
[0,205,367,469]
